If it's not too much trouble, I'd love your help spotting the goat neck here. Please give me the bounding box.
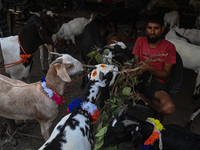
[139,121,155,142]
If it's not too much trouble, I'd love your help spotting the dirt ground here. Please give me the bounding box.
[0,8,200,150]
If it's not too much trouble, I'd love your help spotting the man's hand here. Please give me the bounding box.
[139,61,151,72]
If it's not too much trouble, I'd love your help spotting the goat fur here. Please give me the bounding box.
[0,53,84,140]
[39,64,118,150]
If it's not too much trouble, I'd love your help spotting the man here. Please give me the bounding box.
[132,15,176,115]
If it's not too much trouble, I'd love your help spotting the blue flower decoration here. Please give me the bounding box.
[67,98,82,113]
[41,76,46,82]
[142,144,151,150]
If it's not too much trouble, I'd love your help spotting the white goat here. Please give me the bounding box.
[39,64,118,150]
[0,53,84,140]
[165,28,189,42]
[164,11,180,28]
[0,11,58,82]
[57,13,93,54]
[171,26,200,45]
[167,38,200,98]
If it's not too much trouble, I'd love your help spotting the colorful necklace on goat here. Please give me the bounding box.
[67,98,99,122]
[41,77,65,105]
[142,117,165,150]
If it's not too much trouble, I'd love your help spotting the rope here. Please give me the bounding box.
[182,29,186,36]
[0,37,34,71]
[65,71,91,93]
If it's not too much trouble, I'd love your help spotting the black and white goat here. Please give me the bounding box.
[39,64,118,150]
[0,10,58,82]
[103,110,200,150]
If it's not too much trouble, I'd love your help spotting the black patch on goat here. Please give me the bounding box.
[18,11,58,67]
[42,108,94,150]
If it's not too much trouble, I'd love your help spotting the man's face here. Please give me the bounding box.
[146,22,164,43]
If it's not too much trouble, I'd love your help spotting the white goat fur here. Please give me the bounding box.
[39,14,93,71]
[165,29,188,42]
[167,38,200,96]
[39,64,118,150]
[164,11,180,28]
[172,26,200,45]
[0,36,30,81]
[57,14,93,47]
[0,53,84,140]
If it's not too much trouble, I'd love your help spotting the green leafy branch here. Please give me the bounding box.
[87,49,168,150]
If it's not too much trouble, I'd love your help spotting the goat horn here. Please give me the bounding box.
[111,40,118,43]
[49,52,63,57]
[84,64,96,68]
[118,104,128,117]
[29,11,40,17]
[122,120,139,127]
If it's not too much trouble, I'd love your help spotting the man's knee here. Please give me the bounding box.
[161,102,176,115]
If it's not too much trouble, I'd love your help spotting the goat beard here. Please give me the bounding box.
[146,34,162,44]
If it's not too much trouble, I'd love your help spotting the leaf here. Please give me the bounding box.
[95,53,103,63]
[97,121,103,132]
[95,126,107,137]
[103,113,109,122]
[87,51,97,58]
[122,87,131,96]
[103,49,110,55]
[94,135,104,150]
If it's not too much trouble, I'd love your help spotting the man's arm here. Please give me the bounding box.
[134,55,140,66]
[139,61,173,81]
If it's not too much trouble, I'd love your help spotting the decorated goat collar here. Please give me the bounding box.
[41,77,65,105]
[142,117,165,150]
[67,98,99,122]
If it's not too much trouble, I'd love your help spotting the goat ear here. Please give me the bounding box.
[99,71,104,81]
[55,64,71,82]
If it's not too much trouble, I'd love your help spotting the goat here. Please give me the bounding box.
[101,41,134,65]
[166,38,200,99]
[0,53,84,140]
[103,110,200,150]
[171,26,200,46]
[38,64,119,150]
[80,15,109,88]
[57,13,93,54]
[39,34,75,73]
[165,28,191,43]
[164,10,180,28]
[0,10,59,82]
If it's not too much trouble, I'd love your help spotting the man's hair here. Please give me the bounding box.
[145,14,164,26]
